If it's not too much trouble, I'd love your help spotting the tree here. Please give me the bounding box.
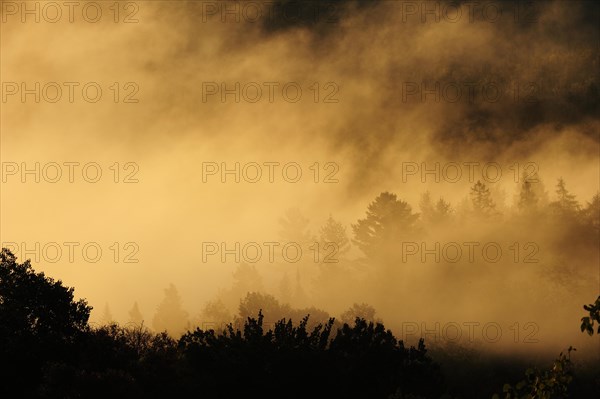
[178,312,443,398]
[152,283,189,337]
[319,214,351,257]
[218,263,264,313]
[550,177,579,215]
[420,191,452,224]
[330,319,442,398]
[237,292,291,325]
[0,248,91,396]
[582,193,600,232]
[231,263,263,295]
[435,197,453,221]
[580,295,600,335]
[128,301,144,326]
[470,180,496,217]
[199,299,231,331]
[314,215,354,307]
[289,306,330,328]
[494,347,575,399]
[352,192,419,259]
[517,172,539,212]
[0,248,91,340]
[278,207,314,246]
[340,303,380,325]
[419,191,436,224]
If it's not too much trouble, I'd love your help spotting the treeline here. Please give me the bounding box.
[95,175,599,338]
[2,249,600,398]
[0,248,442,398]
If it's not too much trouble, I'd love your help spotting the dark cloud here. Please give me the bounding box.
[316,0,600,159]
[259,0,381,33]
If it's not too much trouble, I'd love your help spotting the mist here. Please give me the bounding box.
[1,1,599,393]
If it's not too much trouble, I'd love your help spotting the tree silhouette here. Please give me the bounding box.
[179,312,442,398]
[199,299,231,330]
[319,214,351,256]
[313,215,355,308]
[0,248,91,396]
[340,303,380,325]
[470,180,497,217]
[2,242,600,398]
[231,263,263,295]
[352,192,419,259]
[581,295,600,335]
[494,347,575,399]
[152,283,189,336]
[218,262,264,312]
[435,197,452,220]
[128,301,144,326]
[0,248,90,340]
[420,191,452,224]
[236,292,330,329]
[419,191,436,224]
[330,318,442,398]
[238,292,291,325]
[582,193,600,232]
[550,177,580,215]
[518,172,539,212]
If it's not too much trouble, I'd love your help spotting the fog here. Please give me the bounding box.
[1,0,598,361]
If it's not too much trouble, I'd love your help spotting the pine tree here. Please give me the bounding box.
[340,303,381,325]
[419,191,435,224]
[319,214,350,257]
[435,197,452,221]
[518,173,538,212]
[199,299,231,330]
[470,180,496,217]
[551,177,579,214]
[231,263,263,295]
[352,192,419,258]
[128,301,144,326]
[582,193,600,232]
[420,192,452,224]
[152,283,189,336]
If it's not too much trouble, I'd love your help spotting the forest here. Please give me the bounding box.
[2,175,599,398]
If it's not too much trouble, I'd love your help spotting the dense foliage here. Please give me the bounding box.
[1,248,444,398]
